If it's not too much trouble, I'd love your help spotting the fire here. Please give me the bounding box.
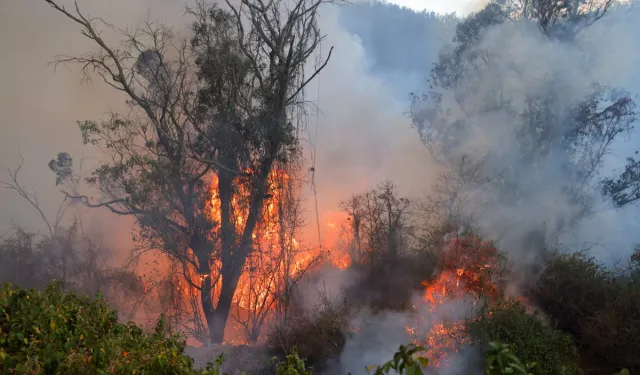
[408,232,501,368]
[154,167,322,343]
[330,250,351,270]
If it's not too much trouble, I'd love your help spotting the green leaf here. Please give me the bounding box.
[418,357,429,368]
[485,355,497,366]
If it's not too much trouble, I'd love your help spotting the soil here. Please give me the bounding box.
[184,344,277,375]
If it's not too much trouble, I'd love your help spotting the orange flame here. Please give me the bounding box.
[409,233,501,368]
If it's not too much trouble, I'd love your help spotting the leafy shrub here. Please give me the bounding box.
[468,300,581,375]
[531,252,640,373]
[0,282,212,375]
[530,252,617,335]
[274,349,312,375]
[366,343,429,375]
[484,341,536,375]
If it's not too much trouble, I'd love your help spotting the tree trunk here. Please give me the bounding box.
[208,298,231,344]
[210,155,276,343]
[200,274,217,345]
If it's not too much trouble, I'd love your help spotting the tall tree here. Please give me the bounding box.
[45,0,333,344]
[410,1,635,245]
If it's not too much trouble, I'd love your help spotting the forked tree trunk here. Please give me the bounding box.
[205,155,276,344]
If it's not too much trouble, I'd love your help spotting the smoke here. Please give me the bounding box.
[0,0,185,253]
[0,0,446,260]
[330,293,481,375]
[357,1,640,270]
[3,0,640,372]
[326,2,640,373]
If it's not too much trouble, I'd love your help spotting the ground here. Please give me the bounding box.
[184,344,276,375]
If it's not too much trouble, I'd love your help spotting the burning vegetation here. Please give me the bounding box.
[3,0,640,374]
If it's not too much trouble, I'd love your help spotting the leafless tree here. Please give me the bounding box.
[339,181,413,268]
[2,155,68,237]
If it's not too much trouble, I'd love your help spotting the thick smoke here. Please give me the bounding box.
[328,293,480,375]
[330,1,640,373]
[0,0,443,259]
[0,0,187,252]
[343,1,640,268]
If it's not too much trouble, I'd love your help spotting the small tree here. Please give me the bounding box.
[339,181,413,268]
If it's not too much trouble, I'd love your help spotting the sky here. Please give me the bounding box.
[386,0,487,14]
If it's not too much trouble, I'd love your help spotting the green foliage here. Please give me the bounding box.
[532,252,640,373]
[48,152,74,186]
[273,349,312,375]
[484,341,535,375]
[3,280,634,375]
[365,343,429,375]
[531,252,617,335]
[0,282,217,375]
[468,300,581,375]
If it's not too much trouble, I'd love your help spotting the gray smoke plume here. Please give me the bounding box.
[330,1,640,373]
[343,1,640,269]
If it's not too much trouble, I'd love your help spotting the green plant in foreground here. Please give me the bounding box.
[365,343,429,375]
[468,300,581,375]
[484,341,535,375]
[0,282,210,375]
[273,349,312,375]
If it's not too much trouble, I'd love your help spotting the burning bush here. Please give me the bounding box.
[468,300,581,375]
[531,252,640,373]
[436,231,504,300]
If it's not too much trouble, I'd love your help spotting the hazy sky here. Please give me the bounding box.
[387,0,487,14]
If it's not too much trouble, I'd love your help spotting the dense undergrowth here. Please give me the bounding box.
[271,246,640,375]
[469,300,581,375]
[530,251,640,374]
[0,282,634,375]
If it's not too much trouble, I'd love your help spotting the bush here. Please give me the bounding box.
[530,252,640,373]
[468,300,581,375]
[0,282,212,375]
[268,297,351,367]
[530,252,617,335]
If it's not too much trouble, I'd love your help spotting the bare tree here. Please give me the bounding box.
[44,0,335,343]
[339,181,413,268]
[2,155,68,237]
